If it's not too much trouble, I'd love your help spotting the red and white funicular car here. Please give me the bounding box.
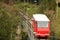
[32,14,50,38]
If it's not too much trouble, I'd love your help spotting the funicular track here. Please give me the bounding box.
[19,12,50,40]
[16,0,60,40]
[19,9,60,40]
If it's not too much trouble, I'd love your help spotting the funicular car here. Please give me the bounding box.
[31,14,50,39]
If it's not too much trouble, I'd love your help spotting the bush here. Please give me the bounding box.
[0,6,20,40]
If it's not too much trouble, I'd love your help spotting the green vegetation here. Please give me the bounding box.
[0,3,20,40]
[54,7,60,36]
[58,7,60,17]
[20,30,28,40]
[0,0,60,40]
[50,7,60,37]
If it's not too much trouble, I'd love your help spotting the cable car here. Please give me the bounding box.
[32,14,50,39]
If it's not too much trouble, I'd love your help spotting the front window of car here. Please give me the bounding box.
[37,21,48,28]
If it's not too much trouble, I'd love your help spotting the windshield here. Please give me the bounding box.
[37,21,48,28]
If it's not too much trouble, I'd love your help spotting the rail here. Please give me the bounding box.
[19,9,60,40]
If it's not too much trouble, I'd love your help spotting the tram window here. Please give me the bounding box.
[37,21,48,28]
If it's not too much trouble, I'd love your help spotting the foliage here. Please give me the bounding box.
[58,7,60,18]
[0,6,20,40]
[49,7,60,38]
[0,0,58,40]
[38,0,56,13]
[20,30,28,40]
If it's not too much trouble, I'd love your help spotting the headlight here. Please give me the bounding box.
[33,32,36,34]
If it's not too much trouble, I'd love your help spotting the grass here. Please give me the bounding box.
[1,2,60,37]
[15,3,60,37]
[58,7,60,18]
[18,3,60,37]
[4,2,60,38]
[12,3,60,37]
[51,7,60,37]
